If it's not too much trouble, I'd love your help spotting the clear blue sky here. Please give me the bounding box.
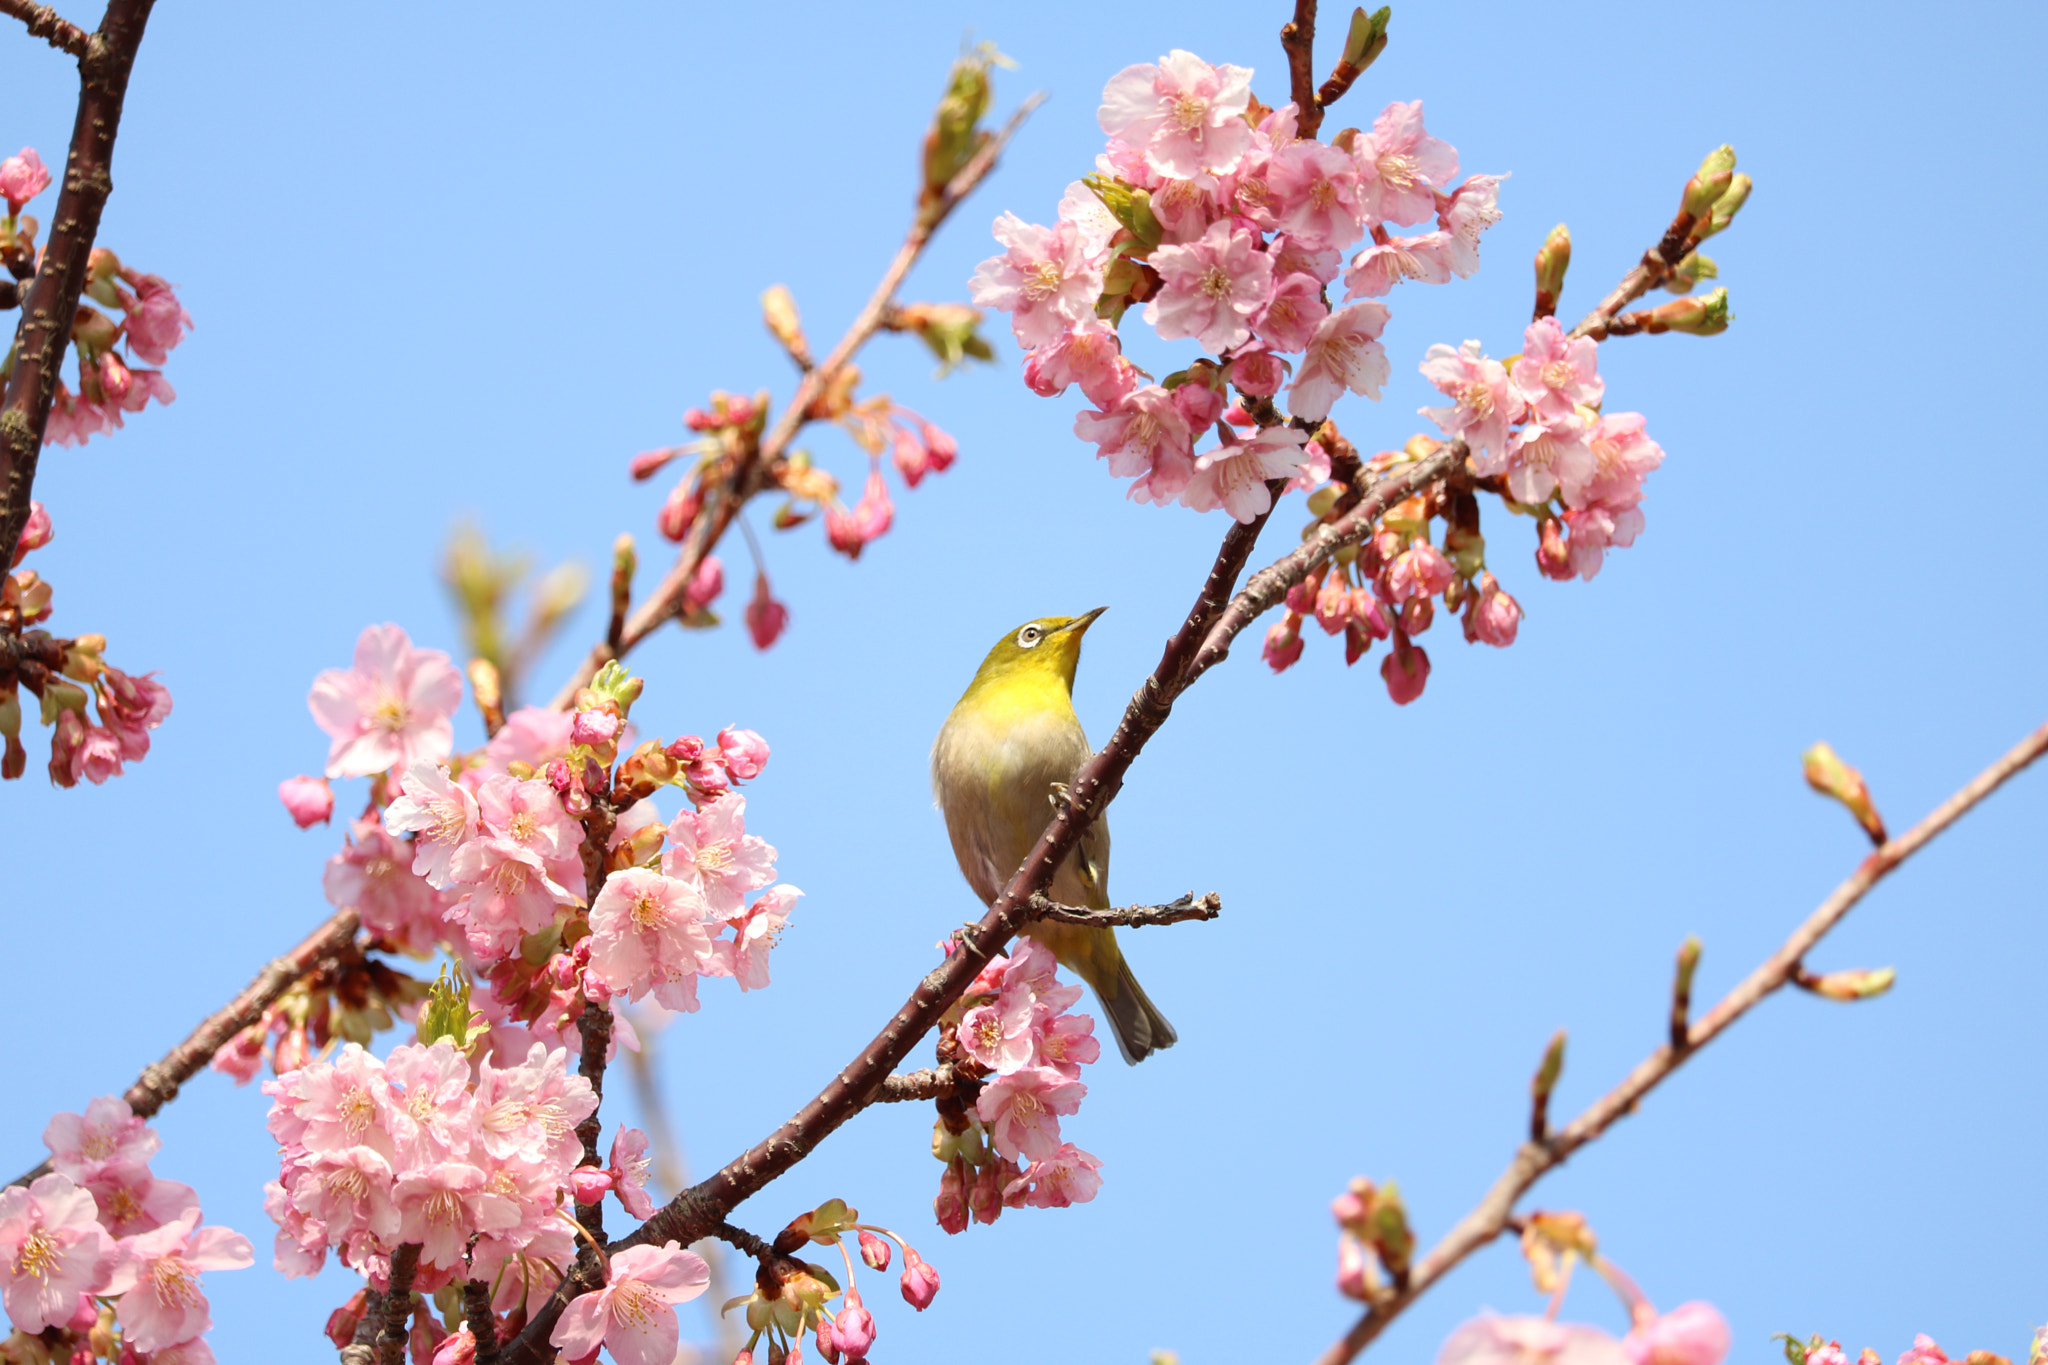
[5,2,2043,1362]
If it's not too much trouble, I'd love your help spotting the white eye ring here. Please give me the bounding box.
[1016,625,1043,648]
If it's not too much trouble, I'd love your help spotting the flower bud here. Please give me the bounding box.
[1533,223,1571,315]
[569,1167,614,1205]
[1314,572,1351,635]
[1082,173,1165,252]
[60,632,105,683]
[1642,287,1732,336]
[278,775,334,828]
[933,1161,968,1235]
[325,1289,370,1349]
[1662,251,1718,296]
[745,572,790,651]
[1697,174,1751,239]
[1379,631,1430,706]
[831,1288,876,1359]
[11,499,50,567]
[1536,516,1574,581]
[657,478,703,543]
[762,284,812,368]
[899,1249,940,1310]
[1800,966,1897,1002]
[718,726,770,781]
[69,303,119,354]
[1262,612,1304,673]
[1336,1235,1373,1300]
[614,740,680,804]
[1801,741,1887,844]
[858,1230,892,1272]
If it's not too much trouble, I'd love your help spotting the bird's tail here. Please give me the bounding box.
[1098,955,1177,1066]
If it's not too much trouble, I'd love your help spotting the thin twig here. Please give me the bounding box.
[1025,890,1221,929]
[1567,204,1702,342]
[1310,717,2048,1365]
[0,0,86,56]
[547,97,1042,710]
[1281,0,1322,138]
[0,0,157,557]
[9,908,361,1189]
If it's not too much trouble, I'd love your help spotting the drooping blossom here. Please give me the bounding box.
[1074,385,1196,506]
[721,883,801,990]
[101,1207,254,1352]
[547,1241,709,1365]
[1289,303,1391,422]
[0,1173,119,1333]
[278,775,334,828]
[607,1128,656,1220]
[1181,425,1311,523]
[0,147,50,214]
[1438,1315,1628,1365]
[309,625,463,780]
[1004,1143,1103,1208]
[1464,573,1523,647]
[1144,219,1274,353]
[95,667,172,761]
[1264,614,1305,672]
[119,272,195,366]
[1419,341,1524,463]
[1385,539,1455,603]
[1511,316,1604,420]
[976,1067,1086,1163]
[898,1248,940,1310]
[1098,50,1255,179]
[1381,631,1431,705]
[1354,99,1459,227]
[1023,317,1137,409]
[970,214,1106,348]
[825,470,893,560]
[832,1286,877,1359]
[1437,173,1506,275]
[745,572,790,650]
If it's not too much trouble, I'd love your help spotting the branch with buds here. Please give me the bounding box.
[1025,890,1221,929]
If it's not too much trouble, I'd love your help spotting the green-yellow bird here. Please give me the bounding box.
[931,607,1176,1064]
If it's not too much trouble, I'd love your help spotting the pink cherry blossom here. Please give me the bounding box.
[899,1247,941,1310]
[722,883,801,990]
[0,1173,120,1333]
[1355,100,1459,227]
[960,992,1037,1074]
[1439,1316,1629,1365]
[1289,302,1391,422]
[1253,271,1330,353]
[1385,539,1455,603]
[547,1241,708,1365]
[586,867,718,1011]
[976,1066,1086,1163]
[1005,1143,1103,1208]
[1419,341,1525,463]
[1230,349,1288,398]
[1512,316,1604,421]
[382,1042,475,1167]
[1381,632,1431,705]
[1896,1336,1950,1365]
[1437,173,1506,275]
[474,1043,597,1170]
[393,1161,501,1273]
[1149,172,1229,242]
[662,794,775,915]
[1560,502,1646,582]
[1344,231,1459,297]
[606,1128,656,1220]
[970,214,1105,348]
[1502,411,1597,505]
[858,1231,891,1271]
[825,470,894,560]
[278,775,334,828]
[1073,384,1197,506]
[1622,1303,1730,1365]
[1263,614,1305,672]
[1181,425,1311,523]
[102,1207,253,1352]
[745,572,790,650]
[474,774,582,863]
[1271,233,1343,283]
[0,147,50,214]
[480,706,575,774]
[118,273,194,366]
[717,726,770,780]
[384,764,480,887]
[68,721,125,784]
[44,1097,159,1185]
[1057,180,1122,255]
[446,834,579,959]
[309,625,463,780]
[1270,140,1368,250]
[1022,317,1138,409]
[1098,51,1254,179]
[832,1286,877,1359]
[1145,219,1274,353]
[324,816,446,956]
[12,499,51,565]
[1579,411,1665,510]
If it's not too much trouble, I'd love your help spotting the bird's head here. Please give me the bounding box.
[966,607,1107,695]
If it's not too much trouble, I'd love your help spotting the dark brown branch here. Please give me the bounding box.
[1568,205,1702,342]
[1281,0,1322,138]
[462,1278,500,1365]
[547,96,1042,709]
[10,908,362,1189]
[1310,717,2048,1365]
[1,0,86,57]
[0,0,157,557]
[1026,890,1221,929]
[871,1065,972,1104]
[375,1244,420,1365]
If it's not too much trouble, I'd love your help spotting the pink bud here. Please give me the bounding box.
[65,1293,96,1333]
[933,1163,967,1235]
[547,757,575,792]
[11,499,51,567]
[278,775,335,828]
[0,147,50,215]
[919,420,957,474]
[685,756,731,794]
[814,1318,841,1365]
[630,447,682,481]
[1263,613,1304,673]
[857,1230,891,1272]
[1284,567,1321,615]
[571,709,621,746]
[1331,1191,1368,1230]
[1351,588,1390,640]
[665,734,705,762]
[275,1023,310,1074]
[1465,572,1522,647]
[1536,516,1574,581]
[832,1289,876,1359]
[209,1023,266,1084]
[432,1328,478,1365]
[1172,377,1225,429]
[890,424,934,488]
[717,726,770,781]
[898,1249,940,1311]
[1335,1236,1371,1300]
[1380,631,1430,706]
[745,573,790,651]
[968,1162,1003,1225]
[1314,573,1351,635]
[1231,350,1286,397]
[569,1168,614,1205]
[657,480,703,543]
[684,554,724,611]
[324,1289,370,1349]
[97,352,133,403]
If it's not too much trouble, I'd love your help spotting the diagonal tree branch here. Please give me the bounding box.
[0,0,157,557]
[1,0,87,57]
[1310,716,2048,1365]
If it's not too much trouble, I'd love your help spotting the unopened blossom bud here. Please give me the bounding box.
[46,707,84,787]
[61,632,105,683]
[70,303,119,356]
[278,775,334,828]
[325,1289,370,1349]
[12,499,50,567]
[923,43,1001,201]
[1343,620,1373,666]
[1533,224,1572,315]
[1800,966,1897,1001]
[968,1161,1004,1225]
[1082,173,1165,251]
[1802,741,1887,844]
[858,1231,892,1272]
[1400,596,1435,635]
[832,1288,876,1359]
[1536,516,1574,581]
[630,446,683,481]
[1638,288,1731,336]
[1306,484,1343,519]
[1466,573,1523,647]
[0,690,24,781]
[934,1161,968,1234]
[1352,589,1391,641]
[1262,613,1305,673]
[1698,174,1751,239]
[1682,146,1737,217]
[0,147,50,215]
[614,739,680,804]
[899,1248,940,1310]
[1285,565,1325,616]
[762,284,812,368]
[432,1328,478,1365]
[815,1318,841,1365]
[1380,631,1430,706]
[1662,251,1718,296]
[745,572,790,651]
[1332,1178,1374,1237]
[658,478,703,542]
[684,554,725,614]
[569,1167,614,1204]
[665,734,704,763]
[571,708,622,747]
[1336,1235,1372,1300]
[718,726,770,780]
[687,755,732,795]
[1315,572,1352,635]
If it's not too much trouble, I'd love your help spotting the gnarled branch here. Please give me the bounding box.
[1026,890,1221,929]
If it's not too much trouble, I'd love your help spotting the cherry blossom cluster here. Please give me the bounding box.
[927,937,1105,1232]
[1,501,175,784]
[2,147,193,447]
[2,1097,252,1363]
[717,1198,944,1365]
[1781,1333,2043,1365]
[972,50,1500,521]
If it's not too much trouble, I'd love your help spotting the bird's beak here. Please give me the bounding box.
[1061,606,1108,636]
